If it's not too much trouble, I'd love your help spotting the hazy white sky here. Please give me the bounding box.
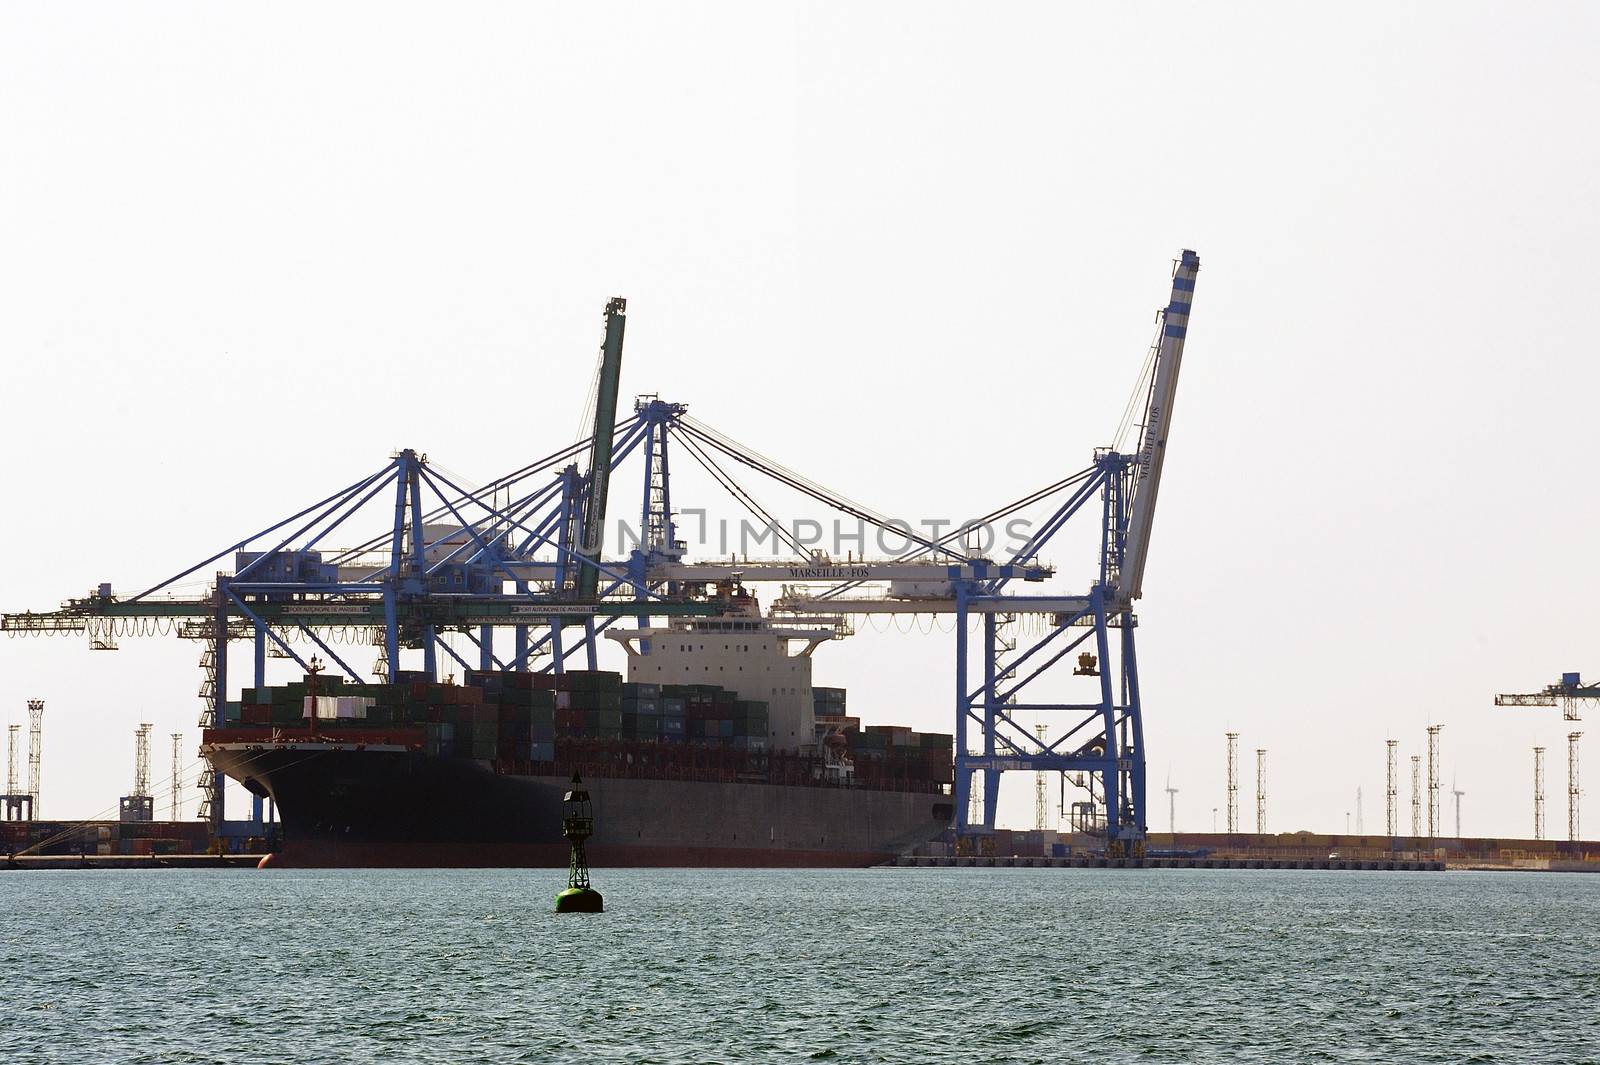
[2,4,1597,838]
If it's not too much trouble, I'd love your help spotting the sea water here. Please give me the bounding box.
[2,867,1597,1063]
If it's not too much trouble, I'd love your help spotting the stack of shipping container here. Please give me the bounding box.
[226,670,951,792]
[813,686,859,734]
[848,724,955,789]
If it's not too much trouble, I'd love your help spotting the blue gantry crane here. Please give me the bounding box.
[763,249,1200,852]
[1,251,1200,853]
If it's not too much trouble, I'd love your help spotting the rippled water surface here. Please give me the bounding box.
[3,867,1598,1063]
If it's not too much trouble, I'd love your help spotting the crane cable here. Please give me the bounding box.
[673,430,810,559]
[808,465,1097,603]
[677,418,969,562]
[1110,318,1166,454]
[323,420,634,566]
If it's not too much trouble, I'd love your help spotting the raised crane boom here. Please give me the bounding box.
[1114,249,1199,605]
[577,297,628,599]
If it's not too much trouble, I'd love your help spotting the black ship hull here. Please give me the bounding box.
[208,741,952,868]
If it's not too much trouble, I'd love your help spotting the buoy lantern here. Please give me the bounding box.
[555,773,604,913]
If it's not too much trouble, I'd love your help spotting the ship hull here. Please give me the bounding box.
[209,744,952,868]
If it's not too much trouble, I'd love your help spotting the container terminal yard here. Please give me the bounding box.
[1,249,1595,870]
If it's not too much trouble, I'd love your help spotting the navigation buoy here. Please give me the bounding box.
[555,773,604,913]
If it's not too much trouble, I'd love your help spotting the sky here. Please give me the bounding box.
[2,3,1598,838]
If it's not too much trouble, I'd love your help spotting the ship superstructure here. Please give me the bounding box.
[607,586,839,752]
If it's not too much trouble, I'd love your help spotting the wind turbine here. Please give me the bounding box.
[1165,771,1179,835]
[1451,775,1465,838]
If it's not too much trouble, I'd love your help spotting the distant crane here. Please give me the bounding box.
[1497,673,1590,841]
[1496,672,1599,721]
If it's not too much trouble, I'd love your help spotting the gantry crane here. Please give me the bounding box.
[761,249,1201,852]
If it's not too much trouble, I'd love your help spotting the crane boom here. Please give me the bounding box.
[577,297,627,599]
[1494,694,1560,707]
[1114,249,1199,605]
[1495,672,1597,721]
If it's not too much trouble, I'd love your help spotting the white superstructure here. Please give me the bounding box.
[606,593,836,752]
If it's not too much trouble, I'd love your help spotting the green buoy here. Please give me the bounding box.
[555,773,603,913]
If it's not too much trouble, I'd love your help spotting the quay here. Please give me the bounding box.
[2,853,261,871]
[891,855,1447,871]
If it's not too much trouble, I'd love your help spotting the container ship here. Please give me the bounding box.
[203,599,954,867]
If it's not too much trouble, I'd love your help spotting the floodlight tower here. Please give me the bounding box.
[1255,749,1266,835]
[1409,755,1421,837]
[120,723,155,823]
[1226,732,1239,833]
[1385,740,1398,836]
[135,723,151,796]
[2,723,22,821]
[170,732,183,821]
[1033,724,1051,831]
[1534,746,1546,840]
[1426,725,1442,839]
[1568,732,1581,843]
[26,699,43,817]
